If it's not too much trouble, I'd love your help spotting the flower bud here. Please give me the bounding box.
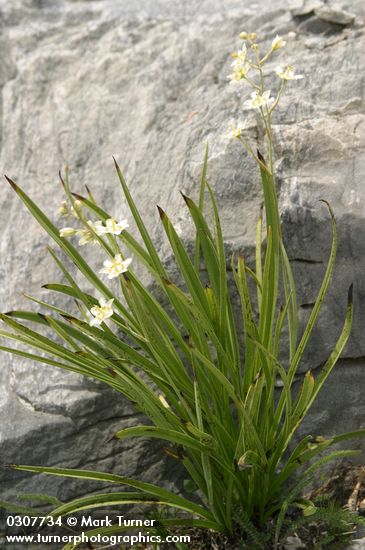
[158,394,170,409]
[240,32,257,41]
[58,201,69,216]
[271,35,286,51]
[59,227,77,238]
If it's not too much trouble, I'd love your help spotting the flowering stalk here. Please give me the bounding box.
[228,32,302,177]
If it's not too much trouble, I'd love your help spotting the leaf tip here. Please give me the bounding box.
[259,203,264,219]
[61,314,79,323]
[318,198,335,219]
[157,205,166,220]
[1,463,17,470]
[257,149,266,164]
[58,170,66,188]
[4,175,19,191]
[348,283,354,305]
[71,192,86,202]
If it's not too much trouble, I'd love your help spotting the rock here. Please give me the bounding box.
[298,14,340,34]
[293,1,356,34]
[346,541,365,550]
[0,0,365,535]
[283,535,306,550]
[314,5,356,26]
[291,1,323,18]
[345,524,365,550]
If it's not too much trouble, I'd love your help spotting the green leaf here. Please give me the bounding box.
[8,464,215,523]
[113,158,167,278]
[289,201,338,380]
[115,425,216,452]
[158,206,209,314]
[194,143,209,271]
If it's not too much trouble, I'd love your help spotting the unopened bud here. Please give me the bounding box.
[59,227,77,238]
[240,32,257,41]
[158,395,170,409]
[58,201,69,216]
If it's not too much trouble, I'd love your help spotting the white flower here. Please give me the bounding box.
[227,63,251,84]
[105,218,129,235]
[89,298,114,327]
[271,35,286,51]
[59,227,77,238]
[77,220,107,245]
[228,60,251,83]
[77,228,94,246]
[99,254,132,279]
[69,200,83,218]
[90,220,107,235]
[243,90,274,110]
[231,43,247,62]
[229,122,245,138]
[275,65,303,80]
[228,44,251,83]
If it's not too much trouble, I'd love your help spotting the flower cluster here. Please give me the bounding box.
[59,217,129,246]
[227,32,303,173]
[59,209,133,325]
[228,32,303,141]
[87,255,132,327]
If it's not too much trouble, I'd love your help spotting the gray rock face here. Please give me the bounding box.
[0,0,365,532]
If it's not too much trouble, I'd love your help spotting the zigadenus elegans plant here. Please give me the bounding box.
[1,31,365,548]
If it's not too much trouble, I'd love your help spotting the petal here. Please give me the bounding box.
[89,317,100,327]
[117,220,129,230]
[123,257,133,269]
